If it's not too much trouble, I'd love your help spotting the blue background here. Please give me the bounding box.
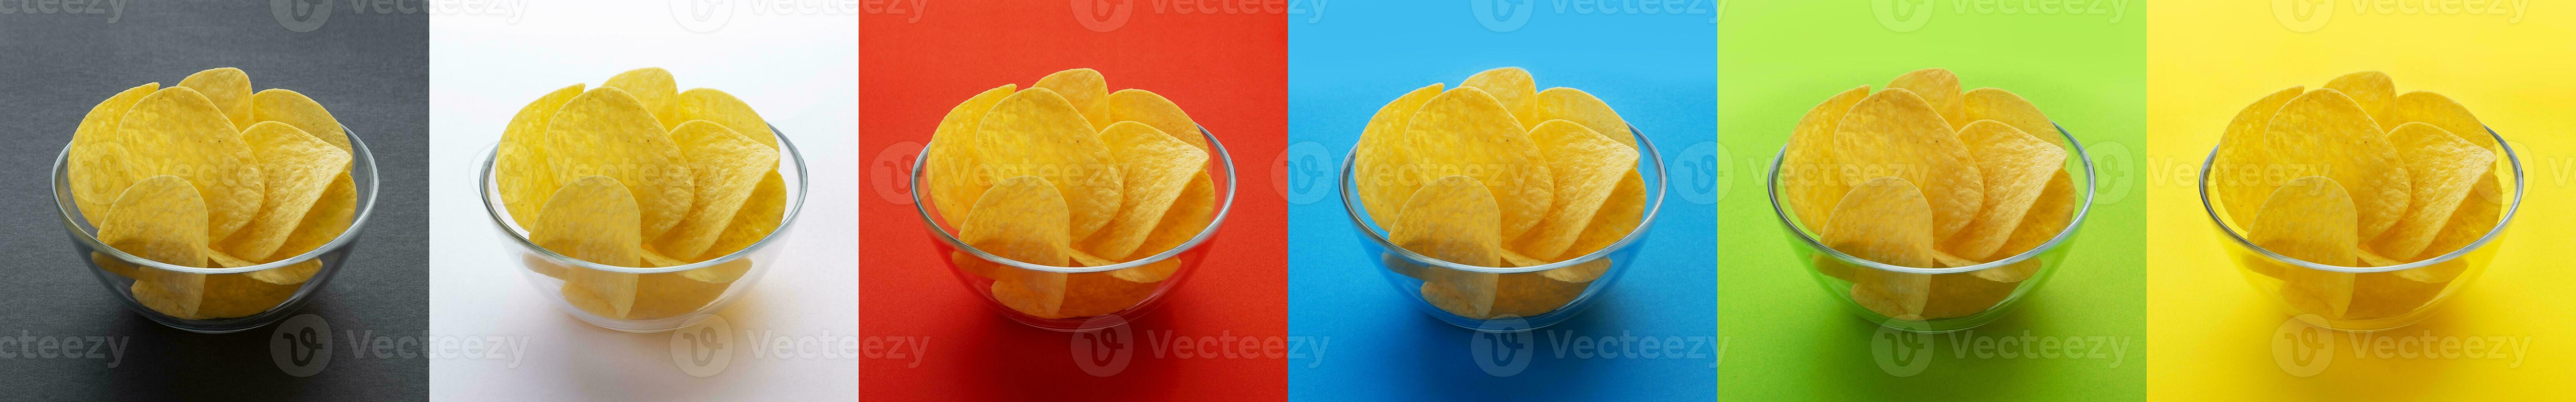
[1285,2,1716,400]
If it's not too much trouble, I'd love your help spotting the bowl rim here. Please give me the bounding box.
[53,126,382,275]
[1338,125,1671,274]
[2194,126,2523,274]
[910,125,1240,274]
[1766,122,2100,275]
[477,123,810,274]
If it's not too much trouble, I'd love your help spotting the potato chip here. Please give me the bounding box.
[1112,172,1213,283]
[1106,89,1209,151]
[1539,258,1611,283]
[653,121,780,260]
[496,83,586,230]
[960,176,1074,317]
[2322,71,2396,128]
[1920,271,2019,320]
[1488,272,1588,318]
[1532,87,1634,149]
[1887,68,1964,128]
[675,88,777,149]
[1781,85,1870,232]
[2394,91,2497,151]
[2250,176,2360,267]
[218,121,351,261]
[1820,176,1940,268]
[2211,86,2306,227]
[976,88,1124,240]
[195,274,300,318]
[545,87,694,240]
[177,67,252,129]
[100,175,212,317]
[1962,87,2063,148]
[1059,272,1158,317]
[1990,171,2076,260]
[2344,271,2444,320]
[700,171,786,260]
[250,89,350,152]
[1507,120,1637,259]
[1352,83,1445,230]
[1460,67,1539,127]
[1848,269,1932,321]
[924,84,1015,225]
[1832,88,1983,239]
[1390,175,1504,267]
[2368,123,2495,260]
[1941,120,2066,260]
[1033,68,1111,129]
[112,87,266,240]
[1406,87,1552,240]
[2416,172,2501,263]
[1420,272,1502,319]
[245,260,323,286]
[603,67,682,129]
[679,258,754,284]
[1499,249,1545,267]
[2264,89,2408,239]
[270,174,356,262]
[1079,121,1209,259]
[534,176,648,317]
[626,272,731,320]
[68,82,159,224]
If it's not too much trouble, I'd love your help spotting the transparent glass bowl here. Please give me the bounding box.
[478,125,807,333]
[1340,127,1668,333]
[54,127,380,334]
[1769,124,2097,333]
[2197,128,2520,332]
[912,126,1237,332]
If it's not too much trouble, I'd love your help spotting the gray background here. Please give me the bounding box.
[0,1,426,400]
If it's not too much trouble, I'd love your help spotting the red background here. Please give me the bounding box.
[858,2,1287,400]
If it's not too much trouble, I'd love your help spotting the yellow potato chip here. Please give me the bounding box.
[1390,175,1504,267]
[1990,171,2075,260]
[1112,172,1214,283]
[1488,272,1588,318]
[675,88,777,149]
[1941,121,2066,260]
[68,82,160,224]
[100,175,213,317]
[626,272,731,320]
[195,273,300,318]
[1887,68,1964,128]
[1560,171,1645,260]
[603,67,682,129]
[2264,89,2408,239]
[1539,258,1611,283]
[1106,88,1209,151]
[546,87,694,240]
[1532,87,1634,149]
[1820,176,1940,268]
[961,176,1074,317]
[1962,87,2062,148]
[1508,120,1637,259]
[1420,273,1502,319]
[218,121,351,261]
[1352,83,1445,230]
[1849,269,1932,321]
[2416,172,2501,263]
[496,83,586,230]
[244,260,323,286]
[2322,71,2396,128]
[533,176,648,317]
[1109,259,1183,284]
[1069,249,1115,267]
[2344,271,2444,320]
[1459,67,1538,127]
[1499,249,1545,267]
[977,88,1124,240]
[924,84,1015,225]
[177,67,252,128]
[2251,176,2360,267]
[701,171,786,260]
[1406,87,1552,240]
[1059,272,1158,317]
[679,258,754,284]
[653,121,780,260]
[1781,85,1870,232]
[1033,68,1111,128]
[1079,121,1209,260]
[1921,271,2018,319]
[250,89,350,152]
[2394,91,2498,151]
[270,174,355,262]
[112,87,265,240]
[2211,86,2306,227]
[2368,123,2495,260]
[1832,88,1983,239]
[642,248,687,267]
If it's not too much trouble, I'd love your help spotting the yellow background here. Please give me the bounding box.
[2148,0,2576,399]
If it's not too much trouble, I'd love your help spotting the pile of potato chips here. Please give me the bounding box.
[1778,68,2078,321]
[2209,72,2505,322]
[922,68,1219,320]
[68,68,357,319]
[1350,67,1647,320]
[494,68,787,320]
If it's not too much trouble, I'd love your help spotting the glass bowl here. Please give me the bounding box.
[479,125,807,333]
[54,127,380,334]
[1341,126,1668,333]
[912,126,1237,332]
[1769,123,2097,333]
[2197,127,2519,332]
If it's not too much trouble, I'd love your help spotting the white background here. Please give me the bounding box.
[427,2,855,400]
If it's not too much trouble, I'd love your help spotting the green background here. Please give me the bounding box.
[1716,1,2146,400]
